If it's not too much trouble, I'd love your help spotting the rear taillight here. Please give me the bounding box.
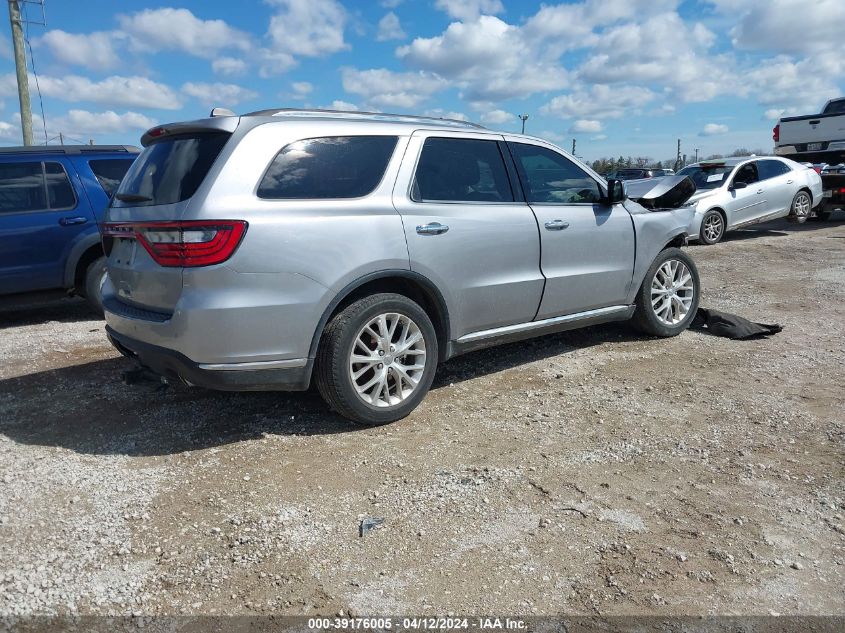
[773,124,780,143]
[101,220,247,267]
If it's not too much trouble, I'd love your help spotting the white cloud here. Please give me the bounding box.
[480,109,512,124]
[19,74,183,110]
[434,0,504,21]
[397,16,569,102]
[182,82,258,107]
[381,0,403,7]
[569,119,602,134]
[291,81,313,98]
[377,12,406,41]
[39,30,123,71]
[257,50,297,78]
[118,8,252,59]
[424,109,469,121]
[212,57,247,77]
[542,85,656,120]
[764,108,785,121]
[590,134,608,141]
[326,100,359,111]
[53,110,158,135]
[700,123,729,136]
[726,0,845,55]
[341,68,448,109]
[266,0,348,58]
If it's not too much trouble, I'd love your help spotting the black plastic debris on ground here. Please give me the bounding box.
[359,517,385,537]
[692,308,783,340]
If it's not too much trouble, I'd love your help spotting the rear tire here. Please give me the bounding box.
[83,256,107,315]
[631,248,700,337]
[787,190,812,223]
[315,293,438,426]
[699,209,725,245]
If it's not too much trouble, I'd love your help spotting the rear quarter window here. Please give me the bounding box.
[257,136,398,199]
[113,133,230,206]
[89,158,136,197]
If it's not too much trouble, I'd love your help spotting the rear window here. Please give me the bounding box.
[89,158,135,197]
[113,133,230,206]
[257,136,397,199]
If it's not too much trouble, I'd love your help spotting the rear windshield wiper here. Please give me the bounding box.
[115,193,152,203]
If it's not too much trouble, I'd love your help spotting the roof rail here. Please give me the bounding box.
[0,145,140,155]
[242,108,486,130]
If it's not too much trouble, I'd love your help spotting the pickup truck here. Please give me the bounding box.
[773,97,845,162]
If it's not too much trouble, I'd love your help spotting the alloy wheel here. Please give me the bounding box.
[793,192,811,219]
[651,259,696,326]
[703,213,723,242]
[349,312,427,408]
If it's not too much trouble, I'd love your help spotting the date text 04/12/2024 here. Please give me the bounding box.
[306,617,528,630]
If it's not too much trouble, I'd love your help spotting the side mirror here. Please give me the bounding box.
[731,181,748,190]
[606,178,627,204]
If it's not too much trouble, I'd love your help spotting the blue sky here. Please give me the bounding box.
[0,0,843,162]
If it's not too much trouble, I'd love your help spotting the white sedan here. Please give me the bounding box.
[676,156,824,244]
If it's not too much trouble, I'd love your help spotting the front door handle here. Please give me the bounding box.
[786,179,794,184]
[59,216,88,226]
[544,219,570,230]
[416,222,449,235]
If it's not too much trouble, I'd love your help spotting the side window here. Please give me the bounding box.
[45,162,76,209]
[0,162,46,213]
[509,143,602,203]
[258,136,398,199]
[733,162,759,185]
[412,137,514,203]
[757,159,790,181]
[89,158,135,197]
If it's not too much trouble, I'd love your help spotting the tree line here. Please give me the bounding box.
[588,148,767,175]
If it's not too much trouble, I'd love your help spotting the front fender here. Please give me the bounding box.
[626,206,695,304]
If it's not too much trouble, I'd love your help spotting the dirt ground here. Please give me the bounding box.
[1,218,843,617]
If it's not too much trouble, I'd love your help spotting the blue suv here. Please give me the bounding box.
[0,145,138,312]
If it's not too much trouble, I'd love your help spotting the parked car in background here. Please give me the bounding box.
[677,156,824,244]
[652,168,675,177]
[102,109,699,425]
[818,163,845,220]
[607,168,659,180]
[0,145,139,312]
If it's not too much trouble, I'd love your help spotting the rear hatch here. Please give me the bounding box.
[103,123,235,313]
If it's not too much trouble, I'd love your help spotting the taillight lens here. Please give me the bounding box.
[101,220,247,267]
[772,124,780,143]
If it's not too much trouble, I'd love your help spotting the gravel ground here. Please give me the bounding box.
[1,218,843,617]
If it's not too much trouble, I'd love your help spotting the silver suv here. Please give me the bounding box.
[102,109,700,425]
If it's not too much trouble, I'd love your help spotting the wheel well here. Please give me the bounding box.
[73,245,105,294]
[316,275,450,361]
[798,186,812,204]
[665,233,687,249]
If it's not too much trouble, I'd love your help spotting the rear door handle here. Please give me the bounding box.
[416,222,449,235]
[786,179,794,184]
[756,189,764,195]
[59,216,88,226]
[544,219,570,230]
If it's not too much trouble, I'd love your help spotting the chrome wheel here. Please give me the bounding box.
[702,212,723,243]
[792,192,811,219]
[651,259,695,326]
[349,312,427,408]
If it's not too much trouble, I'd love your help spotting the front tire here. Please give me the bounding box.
[699,209,725,245]
[787,190,812,224]
[631,248,700,337]
[83,256,107,315]
[315,293,438,425]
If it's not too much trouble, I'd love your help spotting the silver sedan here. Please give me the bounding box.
[677,156,824,244]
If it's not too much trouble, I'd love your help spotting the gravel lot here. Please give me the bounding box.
[1,218,843,617]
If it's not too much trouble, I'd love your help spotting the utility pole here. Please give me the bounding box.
[676,139,681,170]
[8,0,33,146]
[58,132,63,145]
[571,138,576,155]
[694,147,699,163]
[518,114,528,134]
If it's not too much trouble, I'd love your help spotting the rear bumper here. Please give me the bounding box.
[106,326,312,391]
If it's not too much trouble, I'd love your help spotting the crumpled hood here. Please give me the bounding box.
[684,189,720,206]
